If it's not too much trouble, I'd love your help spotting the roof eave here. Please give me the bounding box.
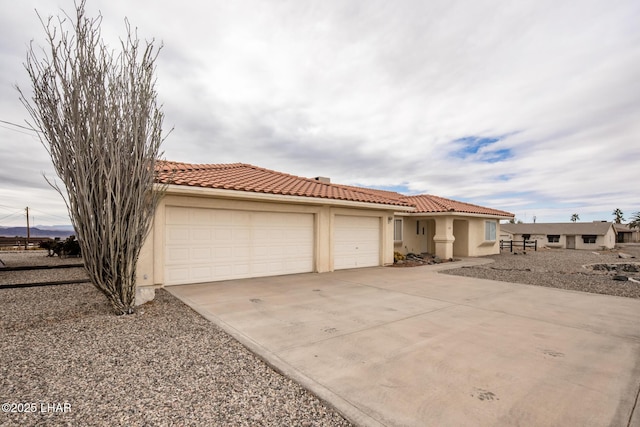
[396,210,513,219]
[158,183,415,211]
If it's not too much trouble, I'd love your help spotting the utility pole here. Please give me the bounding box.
[25,206,30,250]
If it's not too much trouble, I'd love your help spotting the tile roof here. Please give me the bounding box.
[156,161,411,207]
[501,222,614,235]
[335,185,513,218]
[156,160,514,217]
[401,195,514,217]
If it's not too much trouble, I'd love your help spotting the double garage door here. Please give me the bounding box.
[164,207,380,285]
[165,207,314,285]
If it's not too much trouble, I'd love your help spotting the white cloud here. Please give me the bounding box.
[1,0,638,226]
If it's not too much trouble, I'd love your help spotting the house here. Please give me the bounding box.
[500,222,617,250]
[613,223,640,243]
[135,161,513,288]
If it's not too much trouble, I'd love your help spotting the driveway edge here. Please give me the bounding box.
[169,292,386,427]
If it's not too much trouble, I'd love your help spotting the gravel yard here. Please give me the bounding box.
[0,251,352,427]
[0,251,87,287]
[443,245,640,299]
[2,247,639,426]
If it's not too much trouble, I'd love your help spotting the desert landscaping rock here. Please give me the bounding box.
[0,250,83,268]
[444,246,640,299]
[613,275,629,281]
[2,247,640,426]
[0,280,353,427]
[1,251,351,426]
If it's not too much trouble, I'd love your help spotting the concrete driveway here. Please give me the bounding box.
[168,260,640,427]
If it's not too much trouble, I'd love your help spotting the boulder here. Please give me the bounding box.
[135,286,156,306]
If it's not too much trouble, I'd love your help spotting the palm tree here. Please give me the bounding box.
[570,213,580,223]
[612,208,624,224]
[629,212,640,229]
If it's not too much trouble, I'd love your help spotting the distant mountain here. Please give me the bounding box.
[0,226,75,238]
[34,224,75,232]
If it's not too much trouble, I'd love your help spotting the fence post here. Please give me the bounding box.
[510,240,513,253]
[534,240,537,251]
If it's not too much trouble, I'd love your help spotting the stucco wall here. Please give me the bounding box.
[393,216,501,258]
[466,217,501,257]
[396,217,432,255]
[508,228,616,250]
[573,228,616,250]
[136,193,396,287]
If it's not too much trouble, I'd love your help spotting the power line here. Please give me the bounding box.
[28,207,70,222]
[0,119,38,132]
[0,206,70,223]
[0,210,24,222]
[0,123,39,137]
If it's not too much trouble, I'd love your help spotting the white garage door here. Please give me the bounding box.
[165,207,314,285]
[334,215,380,270]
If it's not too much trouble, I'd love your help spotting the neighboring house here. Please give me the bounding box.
[613,223,640,243]
[500,222,617,250]
[136,161,513,288]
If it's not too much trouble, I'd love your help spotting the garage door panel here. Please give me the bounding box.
[214,228,233,240]
[166,207,189,225]
[165,207,314,285]
[190,228,212,241]
[334,215,380,270]
[190,209,211,225]
[285,245,312,257]
[232,263,250,277]
[191,266,212,280]
[166,226,189,243]
[209,213,231,228]
[253,244,281,258]
[233,228,251,241]
[166,247,189,264]
[191,247,211,261]
[232,211,251,224]
[166,267,190,283]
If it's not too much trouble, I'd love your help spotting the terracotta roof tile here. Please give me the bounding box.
[156,161,411,207]
[336,184,512,217]
[156,161,514,217]
[401,194,513,217]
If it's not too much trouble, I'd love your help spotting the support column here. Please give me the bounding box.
[316,206,332,273]
[433,217,455,259]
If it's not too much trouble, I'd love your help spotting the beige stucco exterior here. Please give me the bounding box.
[394,214,503,259]
[501,222,617,250]
[136,184,403,288]
[504,230,616,250]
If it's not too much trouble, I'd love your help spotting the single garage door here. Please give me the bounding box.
[334,215,380,270]
[165,207,314,285]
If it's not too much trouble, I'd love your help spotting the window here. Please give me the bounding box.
[394,219,403,241]
[582,235,597,244]
[547,235,560,243]
[485,221,496,241]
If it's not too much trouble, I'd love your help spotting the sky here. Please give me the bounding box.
[1,0,639,227]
